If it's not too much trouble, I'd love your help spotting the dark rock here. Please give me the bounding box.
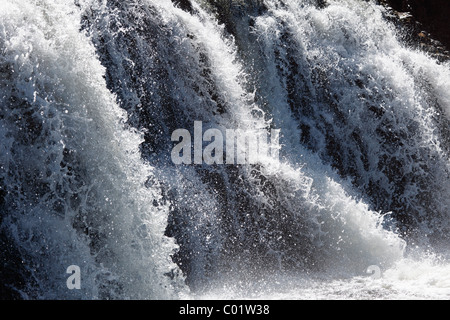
[172,0,194,13]
[378,0,450,61]
[0,230,28,300]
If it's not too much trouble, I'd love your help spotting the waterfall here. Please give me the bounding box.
[0,0,185,299]
[1,0,449,299]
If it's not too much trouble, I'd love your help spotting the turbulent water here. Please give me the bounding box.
[1,0,449,300]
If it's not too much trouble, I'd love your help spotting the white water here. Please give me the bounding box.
[1,0,449,299]
[0,0,185,299]
[198,257,450,300]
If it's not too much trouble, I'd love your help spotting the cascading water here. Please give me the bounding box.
[0,0,185,299]
[1,0,449,300]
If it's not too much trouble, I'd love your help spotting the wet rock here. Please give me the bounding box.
[203,0,268,36]
[172,0,194,13]
[378,0,450,62]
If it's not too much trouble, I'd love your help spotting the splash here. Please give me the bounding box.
[1,0,449,299]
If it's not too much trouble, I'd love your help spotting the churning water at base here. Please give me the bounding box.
[0,0,449,299]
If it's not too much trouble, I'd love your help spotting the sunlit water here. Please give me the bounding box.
[1,0,449,299]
